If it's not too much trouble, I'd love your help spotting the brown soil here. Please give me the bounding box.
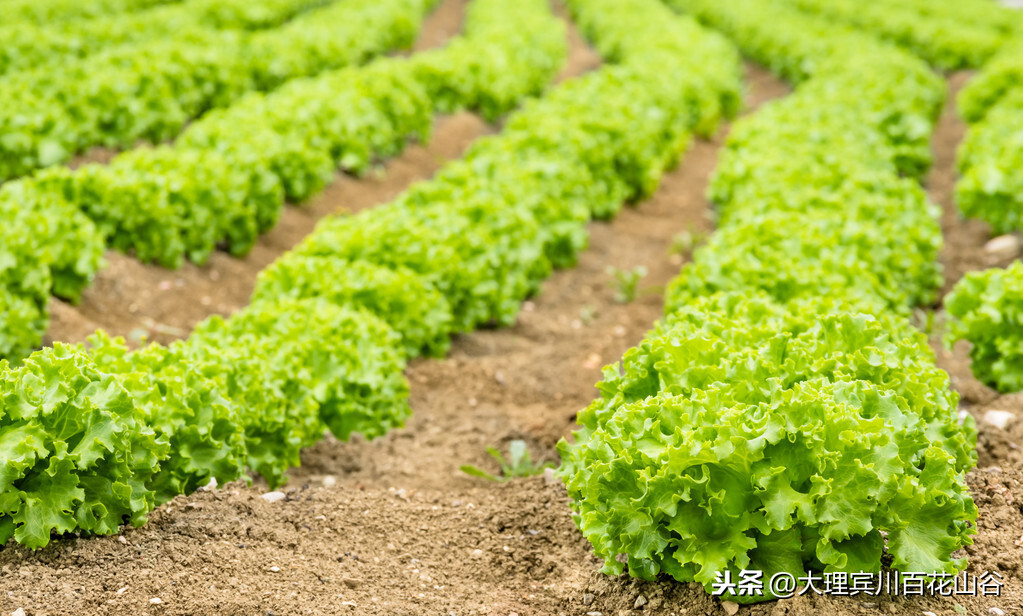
[7,15,1023,616]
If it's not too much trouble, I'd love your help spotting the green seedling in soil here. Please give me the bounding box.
[579,304,598,325]
[460,440,554,482]
[910,307,941,336]
[607,265,648,303]
[669,229,707,256]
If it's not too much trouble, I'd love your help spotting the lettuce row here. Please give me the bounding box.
[0,183,105,362]
[276,0,740,349]
[955,45,1023,234]
[958,45,1023,124]
[33,62,435,268]
[0,0,742,550]
[779,0,1008,70]
[409,0,571,123]
[0,0,426,362]
[0,0,564,363]
[945,262,1023,393]
[560,0,976,603]
[0,0,332,78]
[1,0,177,25]
[0,0,428,182]
[26,0,562,268]
[676,0,944,178]
[0,298,409,548]
[563,294,976,592]
[956,102,1023,234]
[871,0,1022,39]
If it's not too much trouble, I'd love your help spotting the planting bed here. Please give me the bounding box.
[2,1,1022,615]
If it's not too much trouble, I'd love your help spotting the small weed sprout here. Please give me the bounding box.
[460,440,554,482]
[607,265,648,303]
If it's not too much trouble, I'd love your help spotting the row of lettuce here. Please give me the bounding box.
[889,5,1023,398]
[782,0,1023,247]
[0,0,566,550]
[768,0,1023,396]
[0,0,745,550]
[945,263,1023,395]
[779,0,1018,70]
[0,0,568,363]
[946,26,1023,396]
[1,0,177,25]
[0,0,416,182]
[956,44,1023,237]
[0,0,331,77]
[558,0,979,604]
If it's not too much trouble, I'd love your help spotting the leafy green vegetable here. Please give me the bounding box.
[954,41,1023,235]
[254,257,454,359]
[563,379,975,593]
[1,0,177,26]
[561,0,975,603]
[85,333,248,505]
[0,0,567,363]
[186,299,411,488]
[0,0,430,182]
[945,262,1023,393]
[955,100,1023,234]
[0,344,166,549]
[0,180,105,362]
[460,440,554,482]
[780,0,1007,70]
[958,44,1023,123]
[0,0,332,78]
[0,0,744,549]
[290,0,740,336]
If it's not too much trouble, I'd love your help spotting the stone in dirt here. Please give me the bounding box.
[722,601,739,615]
[984,234,1023,263]
[983,410,1015,430]
[261,491,287,503]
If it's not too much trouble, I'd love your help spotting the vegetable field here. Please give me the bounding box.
[1,0,1022,614]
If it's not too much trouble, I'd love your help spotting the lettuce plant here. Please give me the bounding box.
[86,333,248,504]
[561,293,977,601]
[0,345,166,548]
[946,261,1023,393]
[188,299,411,487]
[561,0,975,604]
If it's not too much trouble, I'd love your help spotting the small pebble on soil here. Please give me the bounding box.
[983,410,1014,430]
